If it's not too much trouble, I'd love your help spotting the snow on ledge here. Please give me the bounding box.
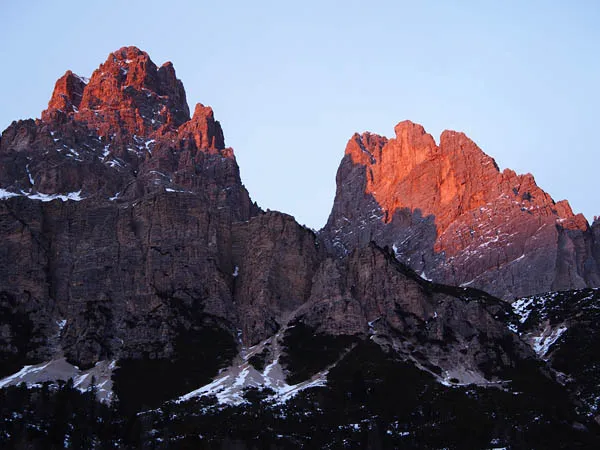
[28,190,84,202]
[0,188,20,200]
[0,189,85,202]
[165,187,193,194]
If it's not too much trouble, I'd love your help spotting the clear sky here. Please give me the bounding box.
[1,0,599,229]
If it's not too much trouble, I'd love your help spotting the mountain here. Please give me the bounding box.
[322,121,600,300]
[0,46,261,376]
[1,47,600,449]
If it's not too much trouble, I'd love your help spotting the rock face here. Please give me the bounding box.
[298,244,532,383]
[0,47,259,374]
[0,48,541,386]
[231,212,324,344]
[2,47,600,448]
[323,121,600,299]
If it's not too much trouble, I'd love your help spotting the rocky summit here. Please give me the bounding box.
[323,121,600,300]
[1,47,600,449]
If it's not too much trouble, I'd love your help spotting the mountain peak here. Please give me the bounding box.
[0,47,244,202]
[41,70,87,122]
[393,119,428,138]
[41,47,190,137]
[110,45,149,61]
[177,103,226,152]
[325,120,598,299]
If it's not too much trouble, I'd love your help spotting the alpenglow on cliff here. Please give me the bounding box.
[1,47,600,448]
[322,120,600,300]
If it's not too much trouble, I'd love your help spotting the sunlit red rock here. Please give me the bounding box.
[325,120,600,299]
[177,103,226,153]
[40,46,190,138]
[0,46,239,201]
[41,70,86,122]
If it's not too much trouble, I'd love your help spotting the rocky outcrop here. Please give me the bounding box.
[323,121,600,299]
[0,46,237,203]
[231,211,324,344]
[0,47,259,373]
[71,46,189,137]
[297,244,531,383]
[41,71,86,122]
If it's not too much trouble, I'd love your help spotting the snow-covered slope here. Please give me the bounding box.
[0,358,116,402]
[179,323,348,406]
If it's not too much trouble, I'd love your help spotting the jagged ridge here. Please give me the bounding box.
[1,46,600,449]
[323,120,600,299]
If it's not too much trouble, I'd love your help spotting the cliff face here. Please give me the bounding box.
[298,244,531,384]
[0,47,259,373]
[0,48,537,381]
[2,47,600,447]
[323,121,600,300]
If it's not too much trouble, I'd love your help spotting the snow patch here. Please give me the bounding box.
[532,325,567,358]
[0,188,20,200]
[57,319,67,331]
[436,366,498,388]
[106,159,124,168]
[368,317,380,336]
[149,170,170,180]
[512,297,535,323]
[144,139,155,153]
[0,363,52,388]
[179,325,335,406]
[513,254,526,263]
[74,75,89,84]
[419,271,432,282]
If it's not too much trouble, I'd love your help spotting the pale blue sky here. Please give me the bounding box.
[1,1,599,228]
